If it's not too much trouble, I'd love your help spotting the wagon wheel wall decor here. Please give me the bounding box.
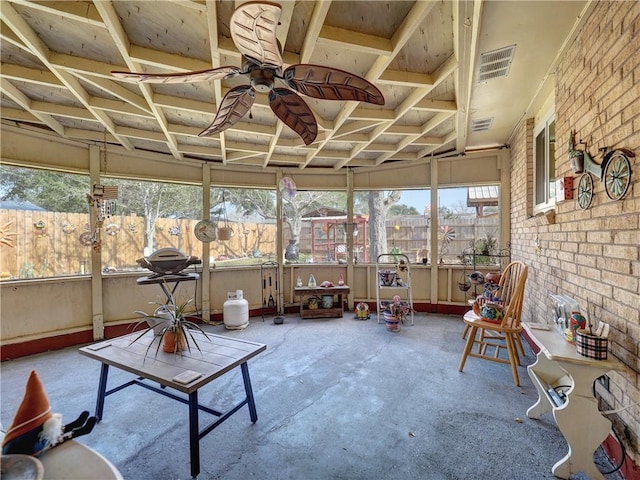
[602,149,633,201]
[577,173,594,210]
[568,131,634,209]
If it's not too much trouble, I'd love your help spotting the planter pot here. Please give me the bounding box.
[569,151,584,173]
[285,239,299,261]
[385,319,401,332]
[217,227,233,241]
[484,271,501,285]
[383,311,401,331]
[162,330,186,353]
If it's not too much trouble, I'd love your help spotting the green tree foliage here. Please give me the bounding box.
[0,165,88,212]
[389,203,419,215]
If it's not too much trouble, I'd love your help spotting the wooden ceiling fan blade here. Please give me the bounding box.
[230,1,283,68]
[111,66,242,84]
[269,88,318,146]
[283,65,385,105]
[199,85,255,136]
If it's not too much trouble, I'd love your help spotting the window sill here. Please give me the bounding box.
[526,208,556,226]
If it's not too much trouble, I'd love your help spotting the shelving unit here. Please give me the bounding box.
[376,253,413,325]
[294,286,350,319]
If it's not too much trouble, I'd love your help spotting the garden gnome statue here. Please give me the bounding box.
[2,370,63,456]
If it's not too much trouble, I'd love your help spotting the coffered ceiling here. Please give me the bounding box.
[1,1,588,170]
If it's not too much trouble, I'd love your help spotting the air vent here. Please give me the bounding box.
[478,45,516,82]
[471,118,493,132]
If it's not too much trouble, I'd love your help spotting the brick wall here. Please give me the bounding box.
[510,0,640,470]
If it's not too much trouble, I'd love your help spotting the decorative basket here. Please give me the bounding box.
[575,329,608,360]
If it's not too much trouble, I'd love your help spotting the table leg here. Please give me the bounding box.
[95,363,110,421]
[188,391,200,479]
[241,363,258,423]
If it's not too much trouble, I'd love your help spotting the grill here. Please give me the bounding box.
[136,248,201,278]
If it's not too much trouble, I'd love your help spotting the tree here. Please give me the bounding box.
[224,187,343,242]
[368,191,401,260]
[389,204,419,215]
[0,166,88,212]
[106,179,202,252]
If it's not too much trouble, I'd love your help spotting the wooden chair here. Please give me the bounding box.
[458,261,528,386]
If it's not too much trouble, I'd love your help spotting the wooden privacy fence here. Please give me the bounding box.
[0,209,276,278]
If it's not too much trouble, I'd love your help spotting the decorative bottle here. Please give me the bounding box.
[308,274,316,288]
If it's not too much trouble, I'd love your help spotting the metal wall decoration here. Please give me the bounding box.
[33,220,47,237]
[61,222,76,234]
[169,225,182,236]
[105,224,121,236]
[568,130,634,210]
[0,220,17,248]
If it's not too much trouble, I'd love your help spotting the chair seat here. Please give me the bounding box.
[463,310,522,335]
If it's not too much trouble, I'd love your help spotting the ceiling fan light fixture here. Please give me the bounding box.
[250,69,275,93]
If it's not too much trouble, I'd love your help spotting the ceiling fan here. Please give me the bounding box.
[112,1,385,146]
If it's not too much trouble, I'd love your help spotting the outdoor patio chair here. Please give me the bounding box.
[458,261,528,386]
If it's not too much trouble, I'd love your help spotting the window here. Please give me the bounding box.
[210,187,277,267]
[534,114,556,209]
[101,177,203,272]
[0,165,90,279]
[283,190,348,264]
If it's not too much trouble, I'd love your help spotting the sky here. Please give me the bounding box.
[400,187,468,213]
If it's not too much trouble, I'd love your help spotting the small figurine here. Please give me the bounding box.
[308,274,316,288]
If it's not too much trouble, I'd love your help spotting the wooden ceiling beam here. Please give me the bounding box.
[128,44,214,72]
[317,25,393,56]
[413,99,457,112]
[30,101,94,121]
[300,1,332,64]
[378,70,434,87]
[0,78,65,135]
[11,0,105,28]
[95,0,181,158]
[0,63,61,87]
[330,0,439,170]
[1,1,132,148]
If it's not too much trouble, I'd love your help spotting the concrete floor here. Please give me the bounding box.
[1,313,621,480]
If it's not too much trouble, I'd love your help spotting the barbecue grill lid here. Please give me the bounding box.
[136,248,201,275]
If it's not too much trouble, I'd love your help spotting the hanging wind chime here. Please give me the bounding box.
[84,134,118,252]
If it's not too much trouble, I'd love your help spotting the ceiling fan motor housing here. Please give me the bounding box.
[250,69,275,93]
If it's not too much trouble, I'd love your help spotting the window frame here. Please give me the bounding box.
[533,109,556,212]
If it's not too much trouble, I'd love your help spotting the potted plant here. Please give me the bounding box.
[382,295,410,332]
[131,294,210,358]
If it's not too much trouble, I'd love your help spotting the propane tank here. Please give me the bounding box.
[223,290,249,330]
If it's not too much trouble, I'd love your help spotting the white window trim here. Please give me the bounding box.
[533,107,556,213]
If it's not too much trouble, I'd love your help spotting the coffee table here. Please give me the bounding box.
[79,331,266,478]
